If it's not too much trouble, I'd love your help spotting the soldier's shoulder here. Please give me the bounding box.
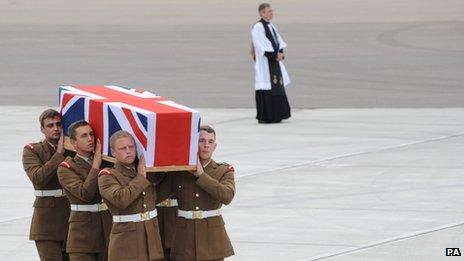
[217,162,235,172]
[98,168,113,177]
[58,157,74,169]
[23,142,42,153]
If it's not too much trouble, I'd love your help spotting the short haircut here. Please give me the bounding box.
[68,120,90,140]
[200,125,216,139]
[39,109,61,127]
[110,130,135,149]
[258,3,271,13]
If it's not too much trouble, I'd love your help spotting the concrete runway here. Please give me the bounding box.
[0,0,463,108]
[1,106,464,260]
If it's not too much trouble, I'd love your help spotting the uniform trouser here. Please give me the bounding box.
[69,252,104,261]
[163,248,171,261]
[35,240,69,261]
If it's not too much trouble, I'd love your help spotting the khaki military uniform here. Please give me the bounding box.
[22,140,71,261]
[170,160,235,261]
[98,163,169,261]
[148,173,178,261]
[57,154,112,261]
[155,196,178,261]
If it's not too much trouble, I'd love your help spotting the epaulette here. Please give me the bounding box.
[59,161,71,169]
[24,143,35,151]
[219,162,234,172]
[99,168,112,177]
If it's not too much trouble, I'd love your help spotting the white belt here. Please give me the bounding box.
[156,199,178,207]
[177,209,221,220]
[71,203,108,212]
[113,209,158,223]
[34,189,65,197]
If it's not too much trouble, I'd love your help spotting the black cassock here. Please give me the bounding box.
[255,19,291,123]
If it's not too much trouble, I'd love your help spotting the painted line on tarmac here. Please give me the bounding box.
[304,221,464,261]
[237,131,464,179]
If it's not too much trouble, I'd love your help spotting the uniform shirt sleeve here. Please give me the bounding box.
[58,166,99,202]
[196,168,235,205]
[22,147,65,187]
[98,174,151,209]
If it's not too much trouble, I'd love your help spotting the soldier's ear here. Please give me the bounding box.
[40,125,45,135]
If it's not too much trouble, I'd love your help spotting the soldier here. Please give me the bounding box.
[98,130,169,261]
[22,109,71,261]
[155,194,178,260]
[57,120,112,260]
[170,125,235,261]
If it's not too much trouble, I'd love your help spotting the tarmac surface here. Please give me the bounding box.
[0,0,463,108]
[1,0,464,260]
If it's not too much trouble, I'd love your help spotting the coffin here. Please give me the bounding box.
[59,85,200,172]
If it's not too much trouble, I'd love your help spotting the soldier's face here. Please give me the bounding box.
[112,136,136,166]
[260,7,273,21]
[71,125,95,154]
[40,116,62,141]
[198,131,216,161]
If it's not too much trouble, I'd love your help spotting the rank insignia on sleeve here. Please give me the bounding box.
[25,144,34,150]
[228,165,235,171]
[59,162,71,169]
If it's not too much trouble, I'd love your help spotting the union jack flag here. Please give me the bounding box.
[59,85,200,168]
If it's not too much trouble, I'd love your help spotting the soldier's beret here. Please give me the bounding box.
[99,168,112,176]
[59,161,71,169]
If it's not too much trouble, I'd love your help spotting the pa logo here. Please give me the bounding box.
[446,248,461,256]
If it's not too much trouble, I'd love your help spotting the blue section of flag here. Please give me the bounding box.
[62,97,85,136]
[136,112,148,132]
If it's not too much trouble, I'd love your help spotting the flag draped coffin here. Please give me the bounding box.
[59,85,200,171]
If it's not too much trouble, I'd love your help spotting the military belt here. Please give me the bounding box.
[71,203,108,212]
[113,209,158,223]
[177,208,221,219]
[34,189,66,197]
[156,199,178,208]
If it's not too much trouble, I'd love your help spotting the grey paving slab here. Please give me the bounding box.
[1,106,463,260]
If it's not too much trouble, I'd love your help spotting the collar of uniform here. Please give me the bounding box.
[41,139,54,153]
[204,159,218,171]
[114,163,136,177]
[75,153,93,166]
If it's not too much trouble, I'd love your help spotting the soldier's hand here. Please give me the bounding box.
[57,132,64,154]
[92,139,102,169]
[277,52,284,61]
[192,154,204,177]
[137,154,147,178]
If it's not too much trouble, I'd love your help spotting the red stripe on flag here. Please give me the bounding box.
[155,111,192,166]
[73,85,187,114]
[60,93,74,113]
[88,100,104,148]
[122,108,147,150]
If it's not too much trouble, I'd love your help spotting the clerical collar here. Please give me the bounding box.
[260,18,270,25]
[203,160,212,168]
[76,154,93,165]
